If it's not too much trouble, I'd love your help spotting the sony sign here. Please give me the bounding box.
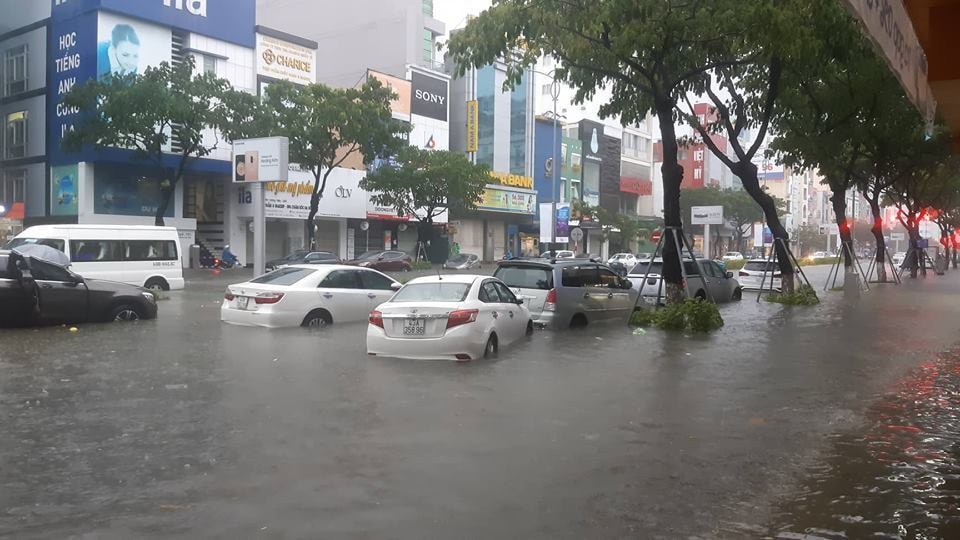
[163,0,207,17]
[409,70,449,122]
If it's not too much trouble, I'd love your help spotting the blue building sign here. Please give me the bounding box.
[48,9,97,166]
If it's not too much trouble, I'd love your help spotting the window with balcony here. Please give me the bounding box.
[422,0,434,16]
[422,29,434,63]
[5,110,28,159]
[4,44,28,96]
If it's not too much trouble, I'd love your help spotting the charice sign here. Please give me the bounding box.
[232,137,289,183]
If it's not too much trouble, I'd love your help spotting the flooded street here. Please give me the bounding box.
[2,268,960,538]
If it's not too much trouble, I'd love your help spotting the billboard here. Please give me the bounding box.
[232,137,290,183]
[539,202,571,243]
[256,33,315,85]
[410,70,448,121]
[235,166,366,220]
[410,115,449,151]
[367,70,411,117]
[48,10,98,166]
[691,206,724,225]
[50,165,79,216]
[478,187,536,214]
[97,12,172,80]
[53,0,257,48]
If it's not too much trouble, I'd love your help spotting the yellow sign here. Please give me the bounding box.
[489,171,533,189]
[466,100,479,153]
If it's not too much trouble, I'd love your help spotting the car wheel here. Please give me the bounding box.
[695,290,707,301]
[525,320,534,336]
[484,333,499,359]
[144,277,169,291]
[570,314,588,328]
[732,288,743,301]
[110,304,142,322]
[302,310,332,328]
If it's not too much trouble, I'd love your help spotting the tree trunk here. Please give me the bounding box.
[155,182,174,227]
[906,222,921,278]
[306,168,332,250]
[867,196,887,282]
[830,192,853,268]
[732,161,794,292]
[656,102,685,304]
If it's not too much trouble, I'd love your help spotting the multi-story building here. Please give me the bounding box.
[256,0,445,87]
[1,0,264,265]
[447,53,537,260]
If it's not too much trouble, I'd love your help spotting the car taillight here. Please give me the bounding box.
[446,309,478,329]
[739,271,749,277]
[254,292,284,304]
[224,288,235,301]
[544,289,557,311]
[369,310,384,328]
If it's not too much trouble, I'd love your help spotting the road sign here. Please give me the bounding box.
[570,227,584,242]
[651,230,662,243]
[890,232,905,241]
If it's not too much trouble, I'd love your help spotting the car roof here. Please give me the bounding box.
[284,264,360,272]
[498,258,600,268]
[406,274,483,284]
[745,258,770,262]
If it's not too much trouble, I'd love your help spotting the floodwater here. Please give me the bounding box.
[1,267,959,538]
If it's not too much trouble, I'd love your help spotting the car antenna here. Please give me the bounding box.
[436,259,442,280]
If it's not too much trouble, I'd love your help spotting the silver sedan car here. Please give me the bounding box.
[627,258,743,304]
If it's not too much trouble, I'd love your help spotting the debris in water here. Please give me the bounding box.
[69,327,79,333]
[633,328,647,335]
[165,384,188,390]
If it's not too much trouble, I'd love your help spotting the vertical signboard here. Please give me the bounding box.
[232,137,290,183]
[466,100,479,153]
[409,69,449,151]
[50,164,79,216]
[48,7,97,166]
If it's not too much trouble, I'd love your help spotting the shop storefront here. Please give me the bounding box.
[453,172,537,261]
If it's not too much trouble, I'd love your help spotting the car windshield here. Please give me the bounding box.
[392,282,472,302]
[494,265,553,290]
[5,237,66,252]
[308,252,337,260]
[249,267,315,286]
[356,251,382,260]
[725,252,740,257]
[630,262,663,275]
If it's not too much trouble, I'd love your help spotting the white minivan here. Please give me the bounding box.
[5,225,185,291]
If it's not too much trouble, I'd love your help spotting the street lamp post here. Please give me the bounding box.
[549,74,561,249]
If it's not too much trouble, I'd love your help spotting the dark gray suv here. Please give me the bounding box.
[493,259,636,329]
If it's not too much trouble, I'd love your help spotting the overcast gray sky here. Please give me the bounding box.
[435,0,491,39]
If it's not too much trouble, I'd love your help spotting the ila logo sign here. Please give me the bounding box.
[163,0,207,17]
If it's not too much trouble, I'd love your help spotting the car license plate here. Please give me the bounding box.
[237,297,250,310]
[641,296,658,305]
[403,318,426,336]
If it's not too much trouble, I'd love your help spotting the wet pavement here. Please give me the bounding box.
[1,266,960,538]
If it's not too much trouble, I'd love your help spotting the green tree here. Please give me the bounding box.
[62,57,234,226]
[793,225,828,258]
[230,79,408,249]
[360,147,491,259]
[447,0,754,303]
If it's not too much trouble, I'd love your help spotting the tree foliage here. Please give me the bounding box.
[676,186,783,254]
[222,79,408,248]
[360,147,491,225]
[446,0,757,302]
[62,57,233,226]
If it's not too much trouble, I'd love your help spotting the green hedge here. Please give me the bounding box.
[629,298,724,332]
[765,284,820,305]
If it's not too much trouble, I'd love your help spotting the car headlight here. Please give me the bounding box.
[142,291,157,303]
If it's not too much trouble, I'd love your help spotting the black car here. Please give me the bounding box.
[266,250,341,271]
[0,251,158,328]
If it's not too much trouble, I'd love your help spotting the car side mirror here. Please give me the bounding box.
[390,282,402,291]
[725,271,734,279]
[378,256,385,261]
[515,298,524,305]
[620,278,633,289]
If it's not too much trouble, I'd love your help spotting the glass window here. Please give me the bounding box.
[4,44,28,96]
[561,266,587,287]
[4,237,65,252]
[70,240,123,262]
[29,259,73,282]
[125,240,178,261]
[422,29,433,63]
[305,252,337,261]
[202,54,217,74]
[319,269,361,289]
[250,267,316,286]
[510,70,529,175]
[595,267,620,288]
[476,66,495,167]
[0,254,11,279]
[2,168,26,203]
[392,282,471,303]
[493,265,552,290]
[358,270,396,291]
[421,0,434,16]
[493,282,517,303]
[480,281,502,303]
[703,262,723,279]
[5,111,27,159]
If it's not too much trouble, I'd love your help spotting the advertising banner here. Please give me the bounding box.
[94,175,173,217]
[466,100,479,152]
[410,70,448,121]
[256,33,315,85]
[479,186,536,214]
[691,205,724,225]
[97,12,172,81]
[409,114,449,151]
[48,10,97,166]
[232,137,290,183]
[539,202,570,243]
[50,164,79,216]
[368,70,411,117]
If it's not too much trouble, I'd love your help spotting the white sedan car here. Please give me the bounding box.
[221,264,400,328]
[367,275,532,361]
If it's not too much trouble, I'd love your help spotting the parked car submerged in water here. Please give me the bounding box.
[348,250,413,272]
[443,253,481,270]
[0,250,158,327]
[627,258,742,304]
